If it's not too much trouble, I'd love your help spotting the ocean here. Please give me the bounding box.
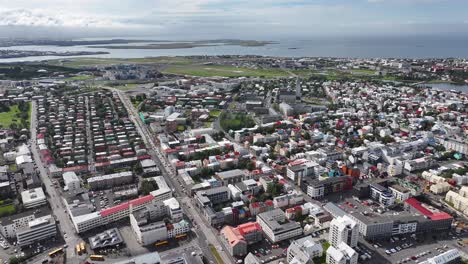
[1,35,468,63]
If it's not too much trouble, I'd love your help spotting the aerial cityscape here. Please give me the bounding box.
[0,1,467,264]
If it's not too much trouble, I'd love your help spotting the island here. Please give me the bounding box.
[0,50,109,59]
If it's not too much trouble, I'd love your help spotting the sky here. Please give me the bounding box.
[0,0,467,39]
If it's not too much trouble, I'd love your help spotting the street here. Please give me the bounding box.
[28,100,82,264]
[109,87,235,264]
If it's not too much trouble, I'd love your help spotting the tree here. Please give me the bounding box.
[140,179,158,195]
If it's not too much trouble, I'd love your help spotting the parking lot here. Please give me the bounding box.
[248,239,288,264]
[360,232,468,264]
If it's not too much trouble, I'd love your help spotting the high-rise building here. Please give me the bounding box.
[329,215,358,248]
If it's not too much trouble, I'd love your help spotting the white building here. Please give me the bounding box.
[21,188,47,209]
[70,176,172,233]
[419,249,460,264]
[16,215,57,246]
[326,242,358,264]
[287,235,323,264]
[63,171,80,192]
[256,209,302,243]
[329,215,358,248]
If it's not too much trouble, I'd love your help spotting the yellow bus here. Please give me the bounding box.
[48,247,63,257]
[76,244,81,255]
[155,240,168,247]
[89,255,105,261]
[175,234,187,239]
[80,242,86,253]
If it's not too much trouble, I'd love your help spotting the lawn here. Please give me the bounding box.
[63,75,94,81]
[313,241,331,264]
[113,83,140,91]
[162,64,291,78]
[0,203,16,217]
[209,110,221,118]
[0,104,24,128]
[209,244,224,264]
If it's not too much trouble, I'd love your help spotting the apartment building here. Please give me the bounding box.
[329,215,358,248]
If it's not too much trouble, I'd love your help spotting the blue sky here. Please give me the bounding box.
[0,0,466,38]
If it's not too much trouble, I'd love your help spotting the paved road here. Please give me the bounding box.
[108,88,234,264]
[29,100,82,264]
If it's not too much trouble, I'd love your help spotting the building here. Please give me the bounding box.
[89,228,124,249]
[0,208,51,239]
[114,252,161,264]
[195,186,230,208]
[16,215,57,247]
[87,171,134,190]
[63,171,80,192]
[326,242,358,264]
[388,184,411,203]
[273,191,303,208]
[220,225,247,257]
[220,222,262,256]
[286,159,316,182]
[21,188,47,209]
[369,183,395,206]
[329,215,358,248]
[419,249,461,264]
[70,176,172,233]
[287,235,323,264]
[215,169,245,186]
[304,176,352,199]
[256,209,302,243]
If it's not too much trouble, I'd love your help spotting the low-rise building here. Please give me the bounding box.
[63,171,80,192]
[16,215,57,247]
[286,235,323,264]
[256,209,302,243]
[326,242,358,264]
[21,188,47,209]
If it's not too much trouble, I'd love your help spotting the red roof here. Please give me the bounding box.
[237,222,262,235]
[405,198,452,221]
[100,195,154,217]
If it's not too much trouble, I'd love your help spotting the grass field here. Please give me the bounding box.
[47,56,195,68]
[350,69,376,75]
[0,104,22,128]
[209,244,225,264]
[162,64,291,78]
[63,75,94,81]
[209,110,221,117]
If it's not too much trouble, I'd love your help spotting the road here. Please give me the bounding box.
[108,88,235,264]
[29,100,82,264]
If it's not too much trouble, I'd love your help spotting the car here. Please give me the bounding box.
[396,246,402,251]
[385,250,391,255]
[411,256,417,260]
[391,248,397,253]
[373,244,379,248]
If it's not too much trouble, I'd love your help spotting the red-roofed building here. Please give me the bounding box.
[221,222,262,257]
[404,197,453,234]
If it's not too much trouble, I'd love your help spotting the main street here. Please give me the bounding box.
[108,87,235,264]
[29,101,82,263]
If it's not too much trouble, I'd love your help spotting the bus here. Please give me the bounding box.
[175,234,187,239]
[48,247,63,257]
[155,240,169,247]
[76,244,81,255]
[89,255,105,261]
[80,242,86,253]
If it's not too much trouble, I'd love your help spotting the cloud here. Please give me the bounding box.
[0,9,129,28]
